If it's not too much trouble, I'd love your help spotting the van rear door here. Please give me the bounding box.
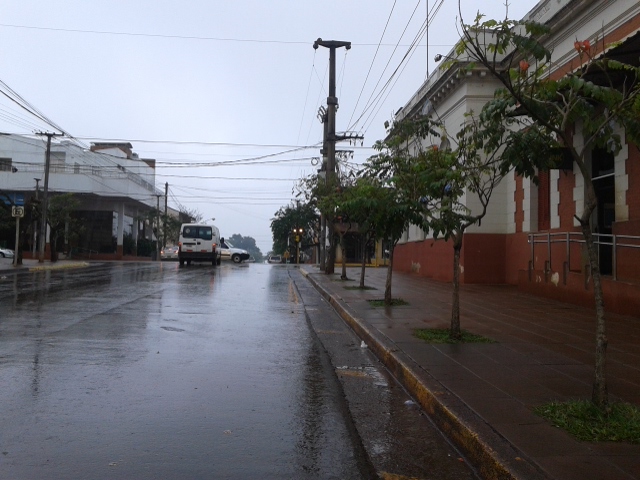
[181,225,211,253]
[179,225,218,265]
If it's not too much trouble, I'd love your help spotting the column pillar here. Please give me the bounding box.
[116,203,125,258]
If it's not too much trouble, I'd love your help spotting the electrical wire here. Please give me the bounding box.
[348,17,428,132]
[347,0,399,129]
[0,22,455,47]
[361,0,447,134]
[348,0,447,135]
[295,50,317,154]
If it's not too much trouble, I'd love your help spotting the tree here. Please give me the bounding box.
[296,157,360,274]
[363,124,433,305]
[138,210,182,249]
[270,202,318,259]
[336,176,386,288]
[321,180,357,280]
[47,193,82,262]
[0,197,15,252]
[227,234,263,262]
[394,113,509,340]
[456,8,640,408]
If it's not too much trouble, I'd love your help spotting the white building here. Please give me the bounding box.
[0,134,161,258]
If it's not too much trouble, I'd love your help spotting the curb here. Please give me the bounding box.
[28,262,91,272]
[300,268,549,480]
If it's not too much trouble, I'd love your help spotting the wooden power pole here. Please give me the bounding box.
[37,132,63,263]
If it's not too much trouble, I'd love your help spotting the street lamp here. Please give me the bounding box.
[292,227,304,264]
[434,53,458,63]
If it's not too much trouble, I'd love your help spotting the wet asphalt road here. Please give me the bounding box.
[0,262,370,479]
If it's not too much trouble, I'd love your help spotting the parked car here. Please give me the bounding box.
[267,255,282,264]
[161,245,179,260]
[0,247,15,258]
[219,240,250,263]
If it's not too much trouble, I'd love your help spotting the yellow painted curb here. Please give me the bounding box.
[28,262,90,272]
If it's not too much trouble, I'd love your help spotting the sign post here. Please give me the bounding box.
[12,206,24,267]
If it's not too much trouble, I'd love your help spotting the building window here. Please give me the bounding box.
[538,170,550,231]
[51,152,66,173]
[0,157,12,171]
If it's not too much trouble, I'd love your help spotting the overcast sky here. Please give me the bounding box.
[0,0,538,254]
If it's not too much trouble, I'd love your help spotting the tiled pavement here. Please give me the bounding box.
[300,266,640,480]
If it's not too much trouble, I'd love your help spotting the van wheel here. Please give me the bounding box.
[216,257,221,266]
[179,258,184,266]
[186,260,191,266]
[232,254,242,263]
[212,259,217,267]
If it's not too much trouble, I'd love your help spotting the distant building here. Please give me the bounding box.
[392,0,640,316]
[0,134,162,258]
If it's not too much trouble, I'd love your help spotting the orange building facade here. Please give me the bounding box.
[392,0,640,317]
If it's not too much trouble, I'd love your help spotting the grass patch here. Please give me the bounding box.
[368,298,409,307]
[344,285,376,291]
[533,401,640,443]
[414,328,495,344]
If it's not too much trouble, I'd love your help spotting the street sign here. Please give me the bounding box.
[1,193,25,206]
[11,206,25,218]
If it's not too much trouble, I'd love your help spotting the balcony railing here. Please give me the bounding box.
[13,163,156,193]
[528,231,640,283]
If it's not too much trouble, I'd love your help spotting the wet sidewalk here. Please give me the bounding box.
[0,257,91,273]
[300,266,640,480]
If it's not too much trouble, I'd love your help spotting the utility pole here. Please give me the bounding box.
[318,106,328,271]
[37,132,63,263]
[313,38,363,274]
[156,194,161,261]
[33,178,40,256]
[163,182,168,249]
[313,39,350,274]
[313,39,351,186]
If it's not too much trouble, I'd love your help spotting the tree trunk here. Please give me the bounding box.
[450,234,462,340]
[359,235,367,288]
[579,188,608,409]
[319,214,326,272]
[340,233,348,280]
[50,230,58,263]
[384,245,394,305]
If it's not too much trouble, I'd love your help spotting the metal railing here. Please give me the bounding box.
[12,164,156,193]
[528,231,640,283]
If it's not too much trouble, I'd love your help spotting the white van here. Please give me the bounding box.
[178,223,222,266]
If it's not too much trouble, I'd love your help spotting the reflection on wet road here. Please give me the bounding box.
[0,262,367,479]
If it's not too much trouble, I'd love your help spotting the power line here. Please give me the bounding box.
[347,0,447,134]
[0,23,455,47]
[347,0,399,129]
[74,137,319,148]
[347,7,430,132]
[361,0,447,134]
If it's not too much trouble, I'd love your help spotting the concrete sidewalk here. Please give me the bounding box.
[0,258,92,273]
[301,266,640,480]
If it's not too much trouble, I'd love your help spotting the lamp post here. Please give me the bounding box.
[292,227,304,264]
